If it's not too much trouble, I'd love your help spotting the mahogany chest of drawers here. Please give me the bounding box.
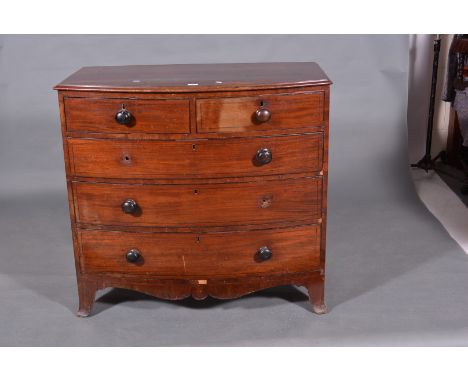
[54,62,332,316]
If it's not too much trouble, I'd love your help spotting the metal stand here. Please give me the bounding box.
[411,35,446,172]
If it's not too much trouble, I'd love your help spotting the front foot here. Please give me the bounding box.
[77,278,97,318]
[312,303,328,315]
[76,308,92,318]
[306,272,327,315]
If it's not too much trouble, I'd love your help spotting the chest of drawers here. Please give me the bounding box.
[54,62,332,316]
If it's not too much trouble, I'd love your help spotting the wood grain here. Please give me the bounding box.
[55,62,331,93]
[68,133,323,179]
[65,97,190,134]
[76,271,323,316]
[78,225,321,276]
[73,176,322,227]
[197,91,324,133]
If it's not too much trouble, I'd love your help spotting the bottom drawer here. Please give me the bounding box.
[78,226,321,277]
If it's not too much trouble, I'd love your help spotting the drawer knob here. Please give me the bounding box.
[121,199,138,214]
[255,106,271,123]
[115,105,132,125]
[254,148,272,165]
[126,249,141,263]
[256,246,273,261]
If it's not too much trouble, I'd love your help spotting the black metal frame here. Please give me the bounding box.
[411,35,445,172]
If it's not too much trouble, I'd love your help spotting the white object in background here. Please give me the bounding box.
[412,169,468,254]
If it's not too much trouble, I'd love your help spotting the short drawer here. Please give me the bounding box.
[196,91,324,133]
[78,225,321,276]
[64,97,190,134]
[68,133,323,179]
[73,177,322,228]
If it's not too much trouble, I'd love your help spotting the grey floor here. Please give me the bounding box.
[1,171,467,346]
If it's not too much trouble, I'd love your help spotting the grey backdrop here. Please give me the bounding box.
[0,35,467,346]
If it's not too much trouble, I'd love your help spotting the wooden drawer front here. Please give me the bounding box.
[196,92,324,133]
[64,97,190,134]
[74,177,322,228]
[69,134,323,179]
[79,226,321,276]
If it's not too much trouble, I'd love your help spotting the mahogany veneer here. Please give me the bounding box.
[79,226,321,276]
[67,134,323,179]
[55,62,332,316]
[73,177,322,228]
[65,97,190,134]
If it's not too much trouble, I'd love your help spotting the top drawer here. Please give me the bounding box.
[196,91,324,133]
[64,97,190,134]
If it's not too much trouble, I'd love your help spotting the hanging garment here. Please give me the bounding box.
[454,90,468,146]
[442,38,459,103]
[442,35,468,147]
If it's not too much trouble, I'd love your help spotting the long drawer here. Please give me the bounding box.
[78,225,321,276]
[73,176,322,228]
[68,133,323,179]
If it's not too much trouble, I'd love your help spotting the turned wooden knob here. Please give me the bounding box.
[256,246,272,261]
[115,105,132,125]
[121,199,138,214]
[254,148,272,165]
[126,249,141,263]
[255,107,271,122]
